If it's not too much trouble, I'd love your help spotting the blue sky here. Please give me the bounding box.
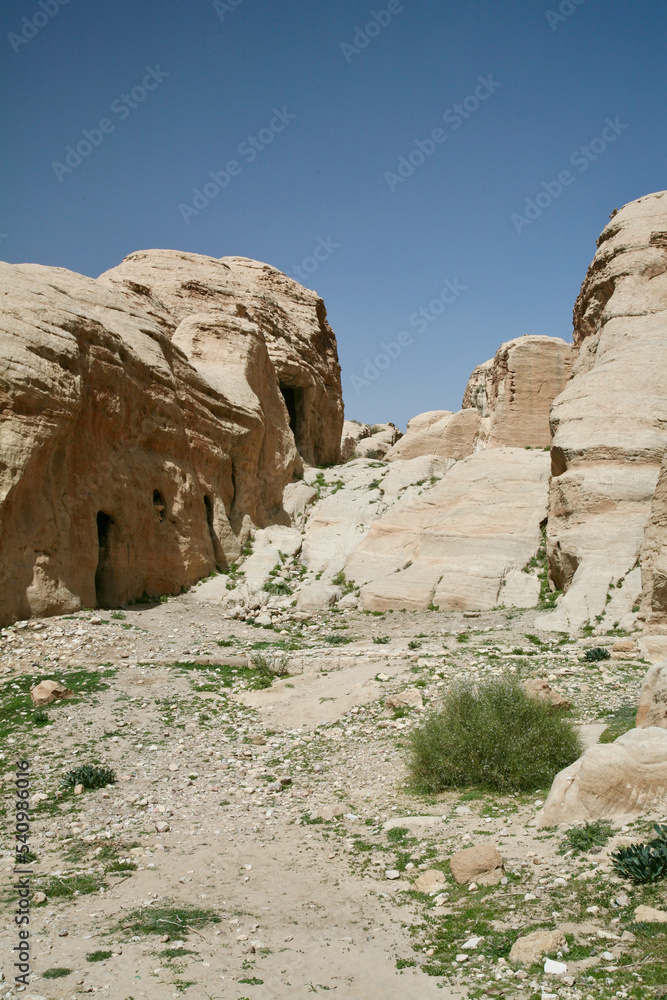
[1,0,665,427]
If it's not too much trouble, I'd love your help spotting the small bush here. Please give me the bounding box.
[43,968,71,979]
[373,636,390,645]
[612,824,667,883]
[584,646,610,662]
[87,950,113,963]
[560,820,614,854]
[408,640,422,650]
[249,653,290,689]
[407,673,582,793]
[62,764,116,790]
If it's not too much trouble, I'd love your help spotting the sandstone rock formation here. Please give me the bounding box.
[385,335,572,463]
[462,335,572,449]
[640,448,667,626]
[636,661,667,728]
[0,252,342,623]
[538,190,667,632]
[99,250,343,468]
[537,727,667,826]
[340,421,401,461]
[345,448,549,611]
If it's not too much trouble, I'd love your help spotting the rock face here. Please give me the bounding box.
[99,250,343,468]
[640,448,667,626]
[537,727,667,826]
[386,336,571,463]
[462,335,573,449]
[0,252,342,623]
[636,662,667,728]
[345,448,549,612]
[538,191,667,632]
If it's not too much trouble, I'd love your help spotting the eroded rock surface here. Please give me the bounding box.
[538,191,667,632]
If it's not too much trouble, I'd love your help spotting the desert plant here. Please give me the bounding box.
[407,673,582,793]
[584,646,611,662]
[560,819,614,854]
[249,653,290,689]
[612,824,667,883]
[62,764,116,790]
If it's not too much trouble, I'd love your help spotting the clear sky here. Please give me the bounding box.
[1,0,665,428]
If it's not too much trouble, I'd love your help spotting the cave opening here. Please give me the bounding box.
[279,383,300,437]
[95,511,114,608]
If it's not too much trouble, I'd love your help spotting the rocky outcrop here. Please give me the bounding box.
[386,335,571,463]
[538,191,667,632]
[537,727,667,826]
[0,253,342,623]
[636,662,667,728]
[344,448,549,611]
[640,449,667,625]
[340,421,401,461]
[462,335,572,449]
[99,250,343,467]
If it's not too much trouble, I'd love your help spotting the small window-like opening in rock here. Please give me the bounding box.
[153,489,165,521]
[280,383,300,436]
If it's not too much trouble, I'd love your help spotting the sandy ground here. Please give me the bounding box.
[0,599,659,1000]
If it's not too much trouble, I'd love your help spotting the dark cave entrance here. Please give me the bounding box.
[94,511,114,608]
[279,383,302,438]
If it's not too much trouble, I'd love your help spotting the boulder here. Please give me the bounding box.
[296,584,341,610]
[341,421,402,462]
[414,869,446,893]
[537,727,667,826]
[0,252,342,623]
[523,678,572,710]
[384,688,424,711]
[636,662,667,728]
[449,844,504,885]
[537,191,667,632]
[509,929,567,965]
[634,905,667,923]
[345,448,549,612]
[30,680,73,707]
[385,409,480,462]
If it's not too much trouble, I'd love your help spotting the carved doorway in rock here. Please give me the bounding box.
[95,511,115,608]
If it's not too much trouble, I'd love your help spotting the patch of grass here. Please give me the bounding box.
[408,640,422,650]
[599,703,637,743]
[115,903,220,939]
[87,950,113,962]
[62,764,116,790]
[560,820,614,854]
[42,967,72,979]
[386,827,411,844]
[408,673,583,793]
[38,873,107,898]
[456,632,469,643]
[373,636,390,644]
[264,579,292,596]
[248,653,290,689]
[105,859,137,873]
[324,634,355,645]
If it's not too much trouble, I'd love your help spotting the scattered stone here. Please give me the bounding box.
[414,869,446,893]
[384,688,423,711]
[543,958,568,975]
[154,821,170,833]
[30,679,73,707]
[523,677,571,710]
[635,905,667,923]
[449,844,504,886]
[385,870,400,880]
[509,930,566,965]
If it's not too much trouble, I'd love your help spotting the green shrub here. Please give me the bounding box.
[584,646,610,662]
[248,653,290,689]
[407,673,582,793]
[560,819,614,854]
[62,764,116,790]
[612,824,667,883]
[373,636,390,645]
